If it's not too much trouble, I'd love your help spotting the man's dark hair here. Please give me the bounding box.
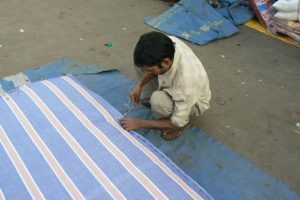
[134,31,175,68]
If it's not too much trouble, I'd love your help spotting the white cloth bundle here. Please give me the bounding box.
[274,11,300,21]
[273,0,299,12]
[273,0,300,21]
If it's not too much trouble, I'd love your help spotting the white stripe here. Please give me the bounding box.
[0,126,45,200]
[0,189,6,200]
[21,86,126,200]
[62,76,207,200]
[4,95,84,199]
[42,80,169,200]
[2,96,85,200]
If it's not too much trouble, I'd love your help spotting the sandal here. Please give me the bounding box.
[161,123,190,141]
[161,129,185,141]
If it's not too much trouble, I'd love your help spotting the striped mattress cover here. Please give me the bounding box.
[0,75,213,200]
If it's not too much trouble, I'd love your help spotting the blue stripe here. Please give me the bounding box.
[28,82,153,200]
[10,89,113,199]
[0,144,32,200]
[0,97,71,200]
[50,77,200,199]
[71,76,213,199]
[64,76,213,199]
[0,75,214,199]
[65,75,125,120]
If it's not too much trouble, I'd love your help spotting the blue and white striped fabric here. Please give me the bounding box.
[0,75,213,200]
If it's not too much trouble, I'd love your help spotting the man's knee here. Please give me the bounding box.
[150,91,173,119]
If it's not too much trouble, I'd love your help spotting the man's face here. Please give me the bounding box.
[142,65,165,75]
[142,58,173,75]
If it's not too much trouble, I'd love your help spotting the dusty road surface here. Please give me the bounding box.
[0,0,299,194]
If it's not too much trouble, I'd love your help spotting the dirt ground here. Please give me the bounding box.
[0,0,299,194]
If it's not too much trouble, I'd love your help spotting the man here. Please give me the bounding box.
[120,31,211,140]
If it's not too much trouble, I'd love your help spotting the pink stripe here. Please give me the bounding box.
[42,80,169,200]
[21,85,126,200]
[62,76,206,200]
[2,94,85,200]
[0,126,45,200]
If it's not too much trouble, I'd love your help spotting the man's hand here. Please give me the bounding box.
[130,85,142,106]
[120,118,141,131]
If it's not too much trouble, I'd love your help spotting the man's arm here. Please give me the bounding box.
[130,72,156,105]
[120,118,178,131]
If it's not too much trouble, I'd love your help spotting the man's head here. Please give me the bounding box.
[134,31,175,75]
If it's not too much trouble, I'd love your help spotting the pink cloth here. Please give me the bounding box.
[269,18,300,43]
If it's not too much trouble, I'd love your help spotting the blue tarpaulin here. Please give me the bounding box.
[216,5,254,25]
[145,0,254,45]
[0,60,299,200]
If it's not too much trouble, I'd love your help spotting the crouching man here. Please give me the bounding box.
[121,31,211,140]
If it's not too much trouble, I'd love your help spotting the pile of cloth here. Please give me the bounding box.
[250,0,300,43]
[269,0,300,43]
[249,0,276,27]
[215,0,255,26]
[145,0,254,45]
